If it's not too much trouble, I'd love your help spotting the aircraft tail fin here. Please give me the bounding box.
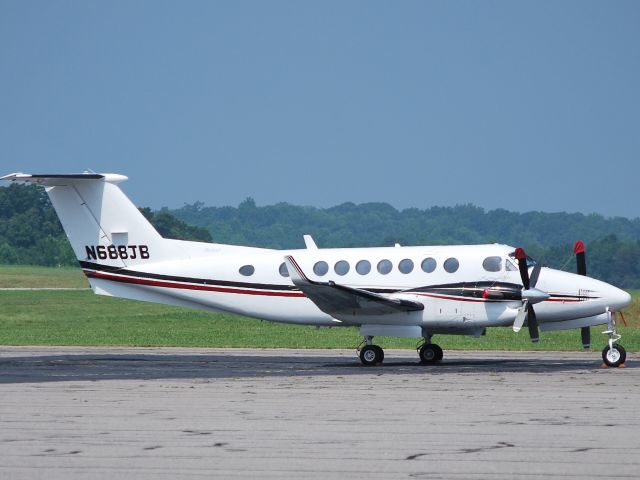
[1,172,167,268]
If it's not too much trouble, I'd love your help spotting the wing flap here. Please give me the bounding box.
[284,256,424,316]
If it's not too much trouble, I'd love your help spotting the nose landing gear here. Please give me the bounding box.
[602,344,626,368]
[601,312,626,368]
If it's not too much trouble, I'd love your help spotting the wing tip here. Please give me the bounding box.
[284,255,309,283]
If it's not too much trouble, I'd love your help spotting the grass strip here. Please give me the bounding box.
[0,290,637,351]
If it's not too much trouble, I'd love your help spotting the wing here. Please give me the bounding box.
[284,256,424,316]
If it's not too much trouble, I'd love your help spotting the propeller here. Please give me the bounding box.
[513,248,548,342]
[574,241,590,349]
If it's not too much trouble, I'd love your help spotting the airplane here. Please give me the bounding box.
[1,172,632,367]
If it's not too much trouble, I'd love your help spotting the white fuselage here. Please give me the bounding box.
[82,241,631,336]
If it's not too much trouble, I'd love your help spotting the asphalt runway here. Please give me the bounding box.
[1,347,639,479]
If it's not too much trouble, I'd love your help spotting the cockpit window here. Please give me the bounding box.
[505,259,518,271]
[508,251,537,267]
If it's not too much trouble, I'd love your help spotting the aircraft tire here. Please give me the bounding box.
[602,344,626,367]
[360,345,384,366]
[419,344,443,365]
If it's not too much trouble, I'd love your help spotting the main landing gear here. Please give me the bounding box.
[602,313,626,368]
[358,336,384,365]
[418,342,444,365]
[357,336,444,366]
[359,344,384,366]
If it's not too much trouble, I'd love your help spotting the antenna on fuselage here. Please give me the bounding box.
[304,235,318,250]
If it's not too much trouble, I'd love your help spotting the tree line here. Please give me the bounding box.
[1,183,639,288]
[0,184,211,267]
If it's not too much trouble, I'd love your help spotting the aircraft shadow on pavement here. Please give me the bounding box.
[0,352,625,384]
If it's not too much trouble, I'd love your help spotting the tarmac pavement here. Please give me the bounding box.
[1,347,639,479]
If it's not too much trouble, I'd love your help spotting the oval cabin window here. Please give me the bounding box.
[377,259,392,275]
[482,256,502,272]
[443,258,459,273]
[398,259,414,274]
[279,262,289,277]
[334,260,350,276]
[356,260,371,275]
[421,257,437,273]
[313,261,329,276]
[239,265,255,276]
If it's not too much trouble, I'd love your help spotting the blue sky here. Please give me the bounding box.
[1,1,639,218]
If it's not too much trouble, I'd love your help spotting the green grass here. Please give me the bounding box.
[0,265,638,351]
[0,264,88,288]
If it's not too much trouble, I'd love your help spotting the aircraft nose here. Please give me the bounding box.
[608,286,631,311]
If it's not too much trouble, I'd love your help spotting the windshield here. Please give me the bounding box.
[508,251,537,268]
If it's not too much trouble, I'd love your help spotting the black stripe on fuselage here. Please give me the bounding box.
[79,262,597,302]
[407,282,523,301]
[78,260,300,292]
[406,282,599,301]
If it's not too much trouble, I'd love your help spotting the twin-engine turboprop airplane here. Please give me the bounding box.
[2,172,632,366]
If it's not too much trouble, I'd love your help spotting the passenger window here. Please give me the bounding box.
[356,260,371,275]
[279,262,289,277]
[377,259,392,275]
[334,260,350,276]
[443,257,459,273]
[239,265,255,276]
[421,257,437,273]
[482,256,502,272]
[313,261,329,276]
[398,259,414,274]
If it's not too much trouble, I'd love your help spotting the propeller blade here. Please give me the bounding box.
[619,311,628,327]
[529,264,542,289]
[527,304,539,342]
[513,301,528,332]
[574,241,587,276]
[581,326,590,349]
[575,241,589,348]
[515,247,530,290]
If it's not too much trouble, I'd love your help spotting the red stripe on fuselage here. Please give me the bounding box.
[84,270,306,297]
[85,269,589,304]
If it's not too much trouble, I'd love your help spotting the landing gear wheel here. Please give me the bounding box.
[602,344,626,367]
[419,343,443,365]
[360,345,384,366]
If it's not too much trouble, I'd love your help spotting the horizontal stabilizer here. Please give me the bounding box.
[284,256,424,316]
[1,172,128,185]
